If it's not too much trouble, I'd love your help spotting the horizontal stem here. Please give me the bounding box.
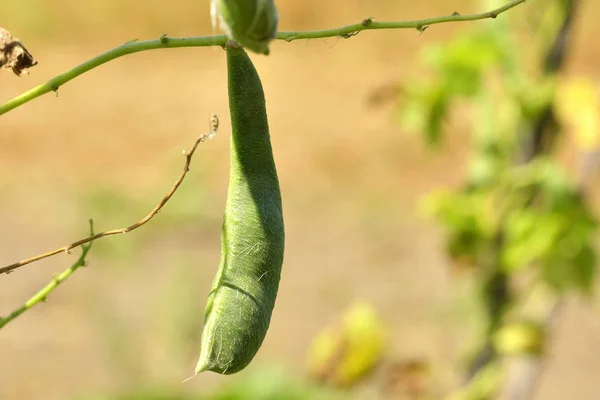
[278,0,527,41]
[0,0,526,116]
[0,35,228,115]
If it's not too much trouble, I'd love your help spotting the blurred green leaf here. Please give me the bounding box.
[502,210,562,272]
[78,367,343,400]
[424,190,496,265]
[398,83,448,146]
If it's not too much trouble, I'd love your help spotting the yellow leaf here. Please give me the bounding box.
[493,320,544,356]
[554,77,600,151]
[307,301,388,387]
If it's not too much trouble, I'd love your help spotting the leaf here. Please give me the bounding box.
[571,244,596,294]
[307,301,388,387]
[493,320,545,356]
[398,84,449,147]
[554,77,600,152]
[502,210,562,272]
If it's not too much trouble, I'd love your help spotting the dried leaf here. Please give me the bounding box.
[0,27,37,76]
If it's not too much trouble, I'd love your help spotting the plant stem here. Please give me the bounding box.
[0,0,526,116]
[0,127,216,276]
[278,0,527,41]
[0,35,228,116]
[497,2,579,399]
[465,1,579,397]
[0,222,94,330]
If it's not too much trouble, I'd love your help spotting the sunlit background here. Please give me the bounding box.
[2,1,600,399]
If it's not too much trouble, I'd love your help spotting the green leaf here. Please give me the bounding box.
[502,210,562,272]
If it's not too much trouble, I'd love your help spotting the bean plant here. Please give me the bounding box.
[397,0,597,397]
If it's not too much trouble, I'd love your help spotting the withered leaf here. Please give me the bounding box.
[0,27,38,76]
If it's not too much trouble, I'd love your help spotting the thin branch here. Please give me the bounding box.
[0,0,527,116]
[498,298,563,400]
[0,126,217,275]
[278,0,527,41]
[0,34,227,116]
[0,220,94,330]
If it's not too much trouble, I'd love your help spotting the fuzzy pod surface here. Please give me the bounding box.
[195,44,285,375]
[213,0,278,55]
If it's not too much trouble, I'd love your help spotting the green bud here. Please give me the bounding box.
[214,0,278,55]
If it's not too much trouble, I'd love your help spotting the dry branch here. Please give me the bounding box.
[0,119,218,275]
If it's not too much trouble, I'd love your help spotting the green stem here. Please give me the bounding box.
[278,0,527,41]
[0,0,526,116]
[0,223,94,330]
[0,35,228,116]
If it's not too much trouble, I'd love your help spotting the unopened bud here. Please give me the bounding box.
[213,0,278,55]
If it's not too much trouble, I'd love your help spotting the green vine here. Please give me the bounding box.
[0,0,526,116]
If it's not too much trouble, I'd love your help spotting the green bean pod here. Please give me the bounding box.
[195,43,285,375]
[213,0,278,55]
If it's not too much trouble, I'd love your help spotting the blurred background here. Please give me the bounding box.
[1,0,600,399]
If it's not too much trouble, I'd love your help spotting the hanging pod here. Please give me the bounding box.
[195,42,285,375]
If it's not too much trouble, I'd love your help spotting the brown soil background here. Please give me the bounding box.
[2,1,600,399]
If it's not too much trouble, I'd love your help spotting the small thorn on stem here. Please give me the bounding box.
[417,25,429,34]
[341,31,360,39]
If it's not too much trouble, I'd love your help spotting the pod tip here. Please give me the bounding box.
[195,356,212,375]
